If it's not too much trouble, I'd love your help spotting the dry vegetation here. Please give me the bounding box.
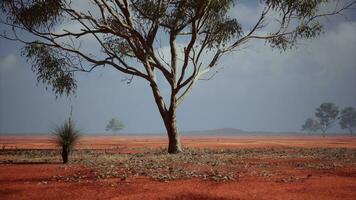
[1,147,356,184]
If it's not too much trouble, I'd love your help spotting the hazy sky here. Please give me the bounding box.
[1,1,356,134]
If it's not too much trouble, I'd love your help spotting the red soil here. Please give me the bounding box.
[2,135,356,150]
[1,135,356,200]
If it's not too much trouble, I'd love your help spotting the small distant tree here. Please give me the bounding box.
[339,107,356,135]
[106,118,125,133]
[315,102,339,137]
[302,118,320,135]
[53,118,81,164]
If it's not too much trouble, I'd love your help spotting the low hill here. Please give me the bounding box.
[182,128,246,135]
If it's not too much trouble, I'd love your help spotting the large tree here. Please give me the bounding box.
[339,107,356,135]
[315,102,339,136]
[1,0,354,153]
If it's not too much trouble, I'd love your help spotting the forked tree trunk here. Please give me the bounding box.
[150,81,183,154]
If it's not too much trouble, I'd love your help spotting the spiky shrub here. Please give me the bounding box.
[53,119,80,164]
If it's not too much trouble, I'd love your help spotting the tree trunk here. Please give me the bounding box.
[149,81,183,154]
[164,110,183,154]
[62,144,69,164]
[321,128,326,137]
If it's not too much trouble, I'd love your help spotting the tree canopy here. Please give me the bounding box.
[1,0,354,97]
[106,118,125,132]
[315,102,339,135]
[339,107,356,135]
[302,118,320,134]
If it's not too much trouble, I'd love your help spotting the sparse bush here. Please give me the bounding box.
[53,119,81,164]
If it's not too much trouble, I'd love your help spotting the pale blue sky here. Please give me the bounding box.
[0,1,355,134]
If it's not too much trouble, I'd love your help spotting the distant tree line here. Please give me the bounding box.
[302,103,356,136]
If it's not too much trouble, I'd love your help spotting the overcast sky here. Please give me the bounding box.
[0,1,355,134]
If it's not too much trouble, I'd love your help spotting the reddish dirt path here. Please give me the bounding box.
[1,135,356,200]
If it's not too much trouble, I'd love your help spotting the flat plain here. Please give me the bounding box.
[1,135,356,200]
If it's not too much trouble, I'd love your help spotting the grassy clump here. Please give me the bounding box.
[53,119,80,164]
